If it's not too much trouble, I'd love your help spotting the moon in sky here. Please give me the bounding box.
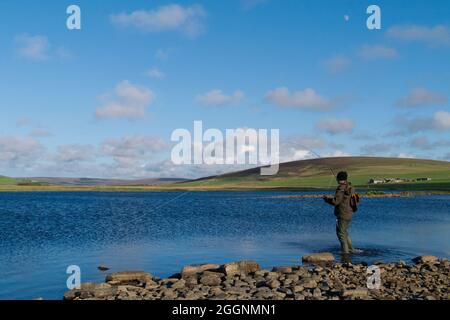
[344,15,350,22]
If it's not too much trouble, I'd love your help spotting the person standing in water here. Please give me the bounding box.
[323,171,356,254]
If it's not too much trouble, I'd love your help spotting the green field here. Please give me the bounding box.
[1,157,449,192]
[0,176,18,185]
[178,157,450,191]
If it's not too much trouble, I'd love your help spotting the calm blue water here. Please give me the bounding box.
[0,191,449,300]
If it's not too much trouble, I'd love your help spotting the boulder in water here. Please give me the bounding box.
[412,255,439,264]
[302,252,335,264]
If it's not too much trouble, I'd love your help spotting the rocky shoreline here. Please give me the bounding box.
[64,254,449,301]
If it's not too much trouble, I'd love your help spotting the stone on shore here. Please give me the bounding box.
[105,271,152,286]
[199,273,222,286]
[64,283,117,300]
[64,255,450,301]
[272,266,292,273]
[302,252,335,264]
[412,255,439,264]
[341,288,369,298]
[220,260,260,276]
[181,264,220,277]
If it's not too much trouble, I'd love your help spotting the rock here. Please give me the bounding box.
[144,280,159,290]
[254,270,269,277]
[285,274,299,282]
[105,271,152,286]
[267,279,281,289]
[98,265,110,271]
[341,288,369,298]
[162,289,177,299]
[293,285,304,293]
[220,261,260,276]
[184,275,199,287]
[265,272,279,280]
[203,270,225,277]
[184,291,203,300]
[253,288,274,299]
[64,290,78,300]
[64,282,117,300]
[199,274,222,286]
[272,266,292,274]
[313,288,322,297]
[298,278,317,289]
[295,294,305,300]
[302,252,335,264]
[93,287,118,299]
[64,256,449,301]
[181,264,220,277]
[412,255,439,264]
[169,279,186,289]
[168,272,182,279]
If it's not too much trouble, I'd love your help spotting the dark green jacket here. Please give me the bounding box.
[325,182,355,220]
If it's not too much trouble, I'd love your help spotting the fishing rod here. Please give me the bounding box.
[299,146,337,179]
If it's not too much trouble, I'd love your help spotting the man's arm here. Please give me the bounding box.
[324,188,344,206]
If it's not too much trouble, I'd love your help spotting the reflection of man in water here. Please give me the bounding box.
[323,171,355,254]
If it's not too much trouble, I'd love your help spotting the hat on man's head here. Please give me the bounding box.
[337,171,348,181]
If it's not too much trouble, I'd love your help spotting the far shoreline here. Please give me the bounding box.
[0,184,449,196]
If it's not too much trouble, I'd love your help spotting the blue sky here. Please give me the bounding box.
[0,0,449,178]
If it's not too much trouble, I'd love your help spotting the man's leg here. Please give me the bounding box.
[336,218,351,254]
[345,220,353,253]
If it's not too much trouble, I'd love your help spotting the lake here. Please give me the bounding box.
[0,191,449,300]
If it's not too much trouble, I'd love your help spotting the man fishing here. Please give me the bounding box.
[323,171,356,254]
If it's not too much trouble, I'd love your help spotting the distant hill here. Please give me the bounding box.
[180,157,450,190]
[21,177,187,186]
[0,175,17,185]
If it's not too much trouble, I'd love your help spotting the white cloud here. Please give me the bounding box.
[283,136,327,150]
[266,87,334,110]
[434,110,450,131]
[396,88,447,107]
[393,110,450,134]
[15,117,52,138]
[361,143,394,155]
[15,34,49,61]
[315,118,355,135]
[110,4,207,38]
[0,136,45,169]
[396,153,416,159]
[14,34,71,61]
[324,56,351,74]
[101,136,167,158]
[29,129,52,138]
[196,89,244,106]
[100,136,168,178]
[358,44,398,60]
[387,24,450,46]
[147,67,165,79]
[279,136,327,162]
[410,136,450,151]
[95,80,155,120]
[323,150,351,157]
[55,144,96,163]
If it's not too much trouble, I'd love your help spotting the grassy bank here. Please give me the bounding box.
[1,157,449,192]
